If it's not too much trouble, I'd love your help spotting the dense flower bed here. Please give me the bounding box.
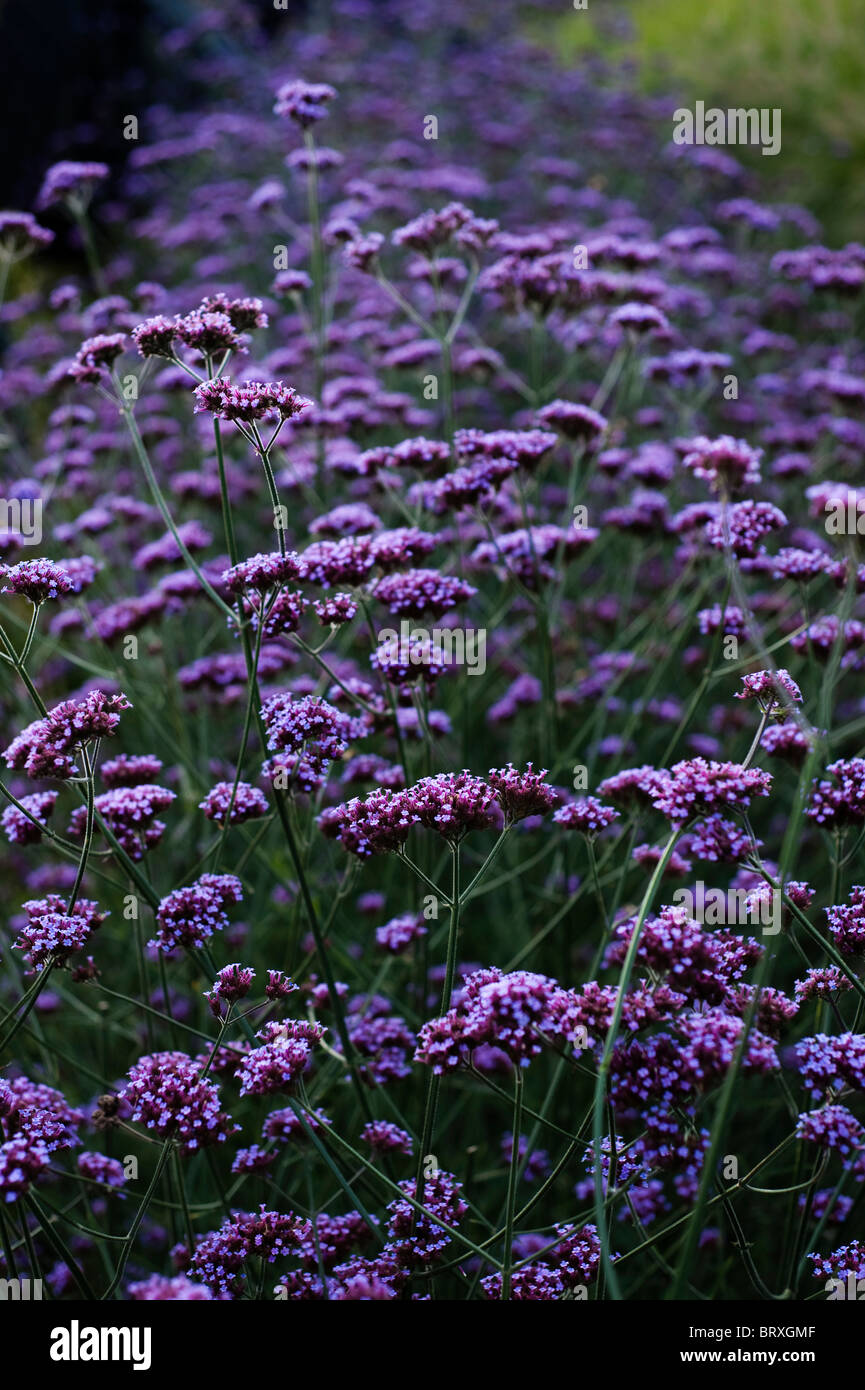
[0,0,863,1302]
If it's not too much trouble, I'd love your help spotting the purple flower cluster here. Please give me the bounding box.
[4,690,131,779]
[120,1052,237,1153]
[151,874,243,953]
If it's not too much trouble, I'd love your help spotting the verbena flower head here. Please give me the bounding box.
[37,160,108,210]
[375,913,427,953]
[0,1136,51,1203]
[361,1121,413,1156]
[807,760,865,829]
[553,796,620,837]
[3,690,131,779]
[151,874,243,953]
[0,211,54,260]
[130,315,178,358]
[223,550,307,594]
[1,790,58,846]
[199,781,269,825]
[265,970,299,1002]
[596,765,668,809]
[795,967,852,1002]
[416,967,584,1070]
[14,906,97,971]
[385,1169,467,1266]
[372,569,476,619]
[120,1052,237,1153]
[796,1105,864,1158]
[128,1275,213,1301]
[826,887,865,954]
[402,772,498,841]
[67,783,176,860]
[100,753,164,788]
[261,693,350,772]
[734,668,802,716]
[808,1242,865,1283]
[705,500,787,557]
[204,963,256,1017]
[193,377,313,425]
[536,400,607,445]
[650,758,772,824]
[0,558,74,604]
[78,1151,126,1187]
[682,435,762,495]
[685,814,754,863]
[190,1206,312,1296]
[236,1021,324,1097]
[274,79,337,127]
[795,1032,865,1100]
[487,763,558,823]
[68,332,127,384]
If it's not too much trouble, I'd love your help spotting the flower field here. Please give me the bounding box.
[0,0,864,1309]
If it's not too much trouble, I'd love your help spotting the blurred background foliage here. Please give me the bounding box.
[548,0,865,243]
[1,0,860,246]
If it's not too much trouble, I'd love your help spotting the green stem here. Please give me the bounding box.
[500,1067,524,1300]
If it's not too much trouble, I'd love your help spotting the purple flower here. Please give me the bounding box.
[404,771,499,841]
[796,1105,864,1158]
[3,690,131,780]
[120,1052,237,1153]
[236,1021,323,1098]
[683,435,762,494]
[487,763,559,822]
[375,913,427,954]
[231,1145,276,1175]
[373,568,476,619]
[313,592,357,626]
[274,79,337,127]
[100,754,163,788]
[78,1151,126,1187]
[650,758,772,824]
[361,1121,413,1156]
[808,1242,865,1282]
[223,550,307,594]
[265,970,298,1002]
[795,968,852,1002]
[734,668,802,715]
[536,400,607,445]
[190,1207,312,1296]
[0,211,54,258]
[151,873,242,953]
[68,784,176,860]
[0,559,74,603]
[199,781,269,825]
[705,501,787,557]
[14,908,95,971]
[261,693,349,772]
[193,377,312,425]
[37,160,108,210]
[204,963,255,1017]
[385,1169,467,1267]
[0,1137,51,1203]
[553,796,619,836]
[1,790,58,846]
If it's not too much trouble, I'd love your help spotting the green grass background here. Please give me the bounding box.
[547,0,865,243]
